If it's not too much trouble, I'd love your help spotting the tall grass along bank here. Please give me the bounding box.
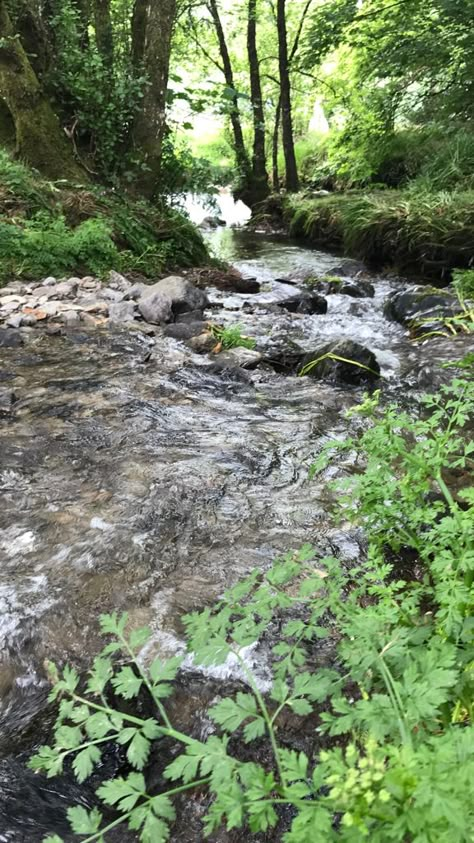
[284,190,474,279]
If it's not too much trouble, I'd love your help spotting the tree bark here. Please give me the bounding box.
[207,0,252,202]
[277,0,299,191]
[131,0,146,67]
[0,0,85,180]
[93,0,114,70]
[272,95,281,191]
[131,0,177,198]
[247,0,269,204]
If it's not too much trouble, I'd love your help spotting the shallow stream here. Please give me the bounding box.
[0,225,471,841]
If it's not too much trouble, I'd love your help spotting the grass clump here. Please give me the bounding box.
[285,190,474,278]
[0,151,209,284]
[210,324,257,350]
[31,377,474,842]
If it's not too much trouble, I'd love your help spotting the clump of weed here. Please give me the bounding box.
[210,324,257,350]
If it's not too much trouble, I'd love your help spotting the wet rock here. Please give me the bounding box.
[0,294,26,306]
[138,290,173,325]
[108,270,132,291]
[1,301,23,317]
[200,215,225,229]
[328,259,367,277]
[299,340,380,384]
[164,322,208,340]
[339,280,375,298]
[277,292,328,315]
[0,328,23,347]
[61,310,81,327]
[384,286,459,327]
[56,278,80,297]
[80,312,106,327]
[305,276,374,298]
[78,277,98,291]
[125,283,147,301]
[175,309,205,323]
[214,347,263,370]
[4,313,24,328]
[0,387,15,412]
[141,276,209,317]
[223,276,260,294]
[82,301,109,315]
[187,331,216,353]
[108,301,137,324]
[101,287,125,303]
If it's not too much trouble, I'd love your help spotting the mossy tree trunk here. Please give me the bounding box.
[131,0,176,199]
[0,0,85,181]
[247,0,269,205]
[93,0,114,71]
[277,0,299,192]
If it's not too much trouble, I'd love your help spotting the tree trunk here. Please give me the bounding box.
[207,0,252,203]
[272,95,281,191]
[247,0,269,204]
[0,0,85,180]
[277,0,299,192]
[131,0,177,198]
[93,0,114,70]
[131,0,147,67]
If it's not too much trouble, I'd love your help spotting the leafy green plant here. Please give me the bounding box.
[31,377,474,842]
[0,215,119,280]
[210,324,257,350]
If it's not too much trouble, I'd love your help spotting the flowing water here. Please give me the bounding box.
[0,223,471,841]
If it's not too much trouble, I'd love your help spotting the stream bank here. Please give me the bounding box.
[0,228,473,841]
[262,191,474,279]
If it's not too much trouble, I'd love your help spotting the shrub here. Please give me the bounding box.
[0,215,120,280]
[31,377,474,842]
[0,152,210,283]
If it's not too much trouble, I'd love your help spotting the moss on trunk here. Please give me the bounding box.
[0,0,85,181]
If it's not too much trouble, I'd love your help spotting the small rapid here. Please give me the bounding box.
[0,221,471,840]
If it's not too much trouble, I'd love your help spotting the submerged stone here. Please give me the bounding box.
[299,340,380,384]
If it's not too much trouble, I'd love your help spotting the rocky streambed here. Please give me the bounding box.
[0,232,473,841]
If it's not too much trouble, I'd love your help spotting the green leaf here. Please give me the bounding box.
[98,773,146,812]
[127,732,151,770]
[55,725,82,750]
[211,692,258,733]
[112,666,143,699]
[138,814,169,843]
[129,627,151,651]
[164,752,200,784]
[85,712,114,739]
[87,657,113,695]
[67,806,102,835]
[100,612,128,637]
[72,745,101,783]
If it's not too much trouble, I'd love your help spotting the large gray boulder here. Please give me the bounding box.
[139,276,209,320]
[109,301,137,324]
[138,291,173,325]
[384,286,459,326]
